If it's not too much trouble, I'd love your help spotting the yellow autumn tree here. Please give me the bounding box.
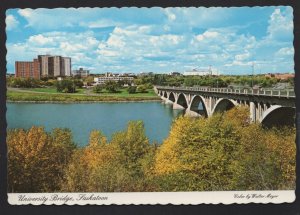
[62,130,129,192]
[8,126,76,192]
[153,106,295,191]
[110,121,155,191]
[232,125,296,190]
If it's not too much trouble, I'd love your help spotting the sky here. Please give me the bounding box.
[6,7,294,75]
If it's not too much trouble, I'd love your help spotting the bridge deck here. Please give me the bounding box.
[156,86,295,98]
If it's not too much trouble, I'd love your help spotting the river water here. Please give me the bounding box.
[7,102,184,146]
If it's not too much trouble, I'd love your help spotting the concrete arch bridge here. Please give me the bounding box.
[155,86,296,127]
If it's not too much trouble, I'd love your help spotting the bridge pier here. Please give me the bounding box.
[185,109,201,117]
[173,103,185,110]
[165,99,174,105]
[249,101,256,122]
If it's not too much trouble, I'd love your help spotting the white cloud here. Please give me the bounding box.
[267,7,293,41]
[6,15,19,30]
[7,7,294,74]
[275,47,294,56]
[196,31,219,41]
[235,51,251,61]
[165,9,176,21]
[28,34,55,46]
[18,8,33,18]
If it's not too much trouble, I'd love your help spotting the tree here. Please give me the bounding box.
[62,130,130,192]
[110,121,154,191]
[56,79,76,93]
[153,106,295,191]
[105,80,119,93]
[127,86,137,94]
[88,130,107,147]
[137,85,148,93]
[84,76,94,86]
[93,85,103,93]
[232,125,296,190]
[111,121,150,175]
[73,79,84,88]
[7,127,76,192]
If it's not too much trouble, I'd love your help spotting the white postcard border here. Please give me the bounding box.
[8,190,295,205]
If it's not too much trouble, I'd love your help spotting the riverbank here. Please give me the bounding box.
[7,89,161,103]
[7,100,162,103]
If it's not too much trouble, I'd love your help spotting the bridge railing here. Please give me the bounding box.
[155,86,295,98]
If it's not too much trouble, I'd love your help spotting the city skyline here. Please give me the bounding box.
[6,7,294,75]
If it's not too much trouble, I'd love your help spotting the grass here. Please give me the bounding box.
[7,88,160,102]
[98,89,157,97]
[23,87,86,94]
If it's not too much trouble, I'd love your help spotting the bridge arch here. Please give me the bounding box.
[168,92,176,102]
[162,91,167,98]
[176,93,188,108]
[260,105,295,128]
[189,95,208,117]
[212,98,237,115]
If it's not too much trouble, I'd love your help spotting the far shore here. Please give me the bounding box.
[7,99,162,104]
[7,87,161,103]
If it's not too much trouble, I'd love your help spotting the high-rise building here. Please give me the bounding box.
[16,54,72,79]
[38,55,51,77]
[48,56,62,77]
[15,59,40,79]
[61,57,71,76]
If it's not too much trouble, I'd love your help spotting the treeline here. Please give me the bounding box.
[7,77,84,90]
[132,74,293,88]
[7,107,295,192]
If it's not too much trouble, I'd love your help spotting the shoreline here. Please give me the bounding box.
[7,99,162,104]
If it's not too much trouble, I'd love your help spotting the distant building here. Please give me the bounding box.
[61,57,71,76]
[183,68,218,76]
[169,72,181,76]
[72,68,89,77]
[38,55,51,77]
[49,56,64,77]
[94,76,134,85]
[138,72,153,76]
[15,59,40,79]
[183,69,210,76]
[16,54,73,78]
[265,73,294,80]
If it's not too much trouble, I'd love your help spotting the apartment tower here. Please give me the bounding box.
[61,57,71,76]
[15,59,40,79]
[38,55,51,77]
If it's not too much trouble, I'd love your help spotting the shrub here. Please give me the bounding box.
[127,86,137,94]
[93,85,103,93]
[137,85,148,93]
[56,80,76,93]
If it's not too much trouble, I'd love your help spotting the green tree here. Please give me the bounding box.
[127,86,137,94]
[137,85,148,93]
[84,76,94,86]
[73,79,84,88]
[56,79,76,93]
[105,80,119,93]
[93,85,103,93]
[110,121,154,191]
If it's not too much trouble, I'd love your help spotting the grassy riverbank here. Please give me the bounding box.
[7,89,160,102]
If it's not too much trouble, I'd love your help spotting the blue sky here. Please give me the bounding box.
[6,7,294,75]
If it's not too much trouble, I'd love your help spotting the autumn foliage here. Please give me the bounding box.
[7,107,296,192]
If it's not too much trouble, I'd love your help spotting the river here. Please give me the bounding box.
[7,102,184,146]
